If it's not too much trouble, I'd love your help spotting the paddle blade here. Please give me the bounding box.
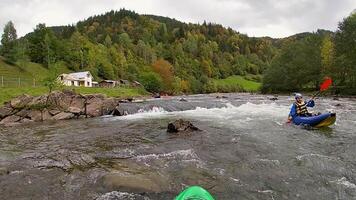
[320,77,332,91]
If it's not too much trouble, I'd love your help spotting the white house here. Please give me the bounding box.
[58,71,93,87]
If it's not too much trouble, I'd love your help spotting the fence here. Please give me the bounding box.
[0,76,43,87]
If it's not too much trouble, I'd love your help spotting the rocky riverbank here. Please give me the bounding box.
[0,90,127,126]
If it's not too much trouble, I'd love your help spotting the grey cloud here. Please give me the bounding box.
[0,0,355,38]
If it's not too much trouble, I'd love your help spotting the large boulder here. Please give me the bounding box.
[46,91,74,110]
[101,98,119,115]
[85,94,106,117]
[167,119,200,133]
[28,110,43,121]
[69,95,86,113]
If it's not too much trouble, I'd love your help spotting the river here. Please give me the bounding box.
[0,93,355,200]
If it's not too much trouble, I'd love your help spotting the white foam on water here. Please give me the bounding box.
[112,102,290,122]
[96,191,150,200]
[331,177,356,189]
[296,153,335,161]
[132,149,205,168]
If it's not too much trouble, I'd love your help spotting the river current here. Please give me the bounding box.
[0,93,355,200]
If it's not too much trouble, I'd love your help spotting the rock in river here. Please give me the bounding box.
[167,119,201,133]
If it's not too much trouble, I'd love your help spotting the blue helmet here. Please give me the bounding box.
[294,93,303,99]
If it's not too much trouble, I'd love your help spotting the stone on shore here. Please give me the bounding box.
[51,112,75,120]
[0,115,21,124]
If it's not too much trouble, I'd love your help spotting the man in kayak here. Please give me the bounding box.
[287,93,315,123]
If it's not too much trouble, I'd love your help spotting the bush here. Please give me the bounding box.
[138,71,163,93]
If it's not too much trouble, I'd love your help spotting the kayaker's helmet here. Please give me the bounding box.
[294,93,303,99]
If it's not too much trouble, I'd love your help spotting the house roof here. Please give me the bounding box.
[100,80,116,83]
[69,71,91,79]
[59,71,92,81]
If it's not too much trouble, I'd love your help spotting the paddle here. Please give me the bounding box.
[311,77,332,99]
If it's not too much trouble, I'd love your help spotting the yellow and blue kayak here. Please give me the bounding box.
[293,112,336,127]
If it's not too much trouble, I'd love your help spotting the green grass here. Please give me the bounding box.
[0,86,149,105]
[0,57,74,87]
[213,75,261,92]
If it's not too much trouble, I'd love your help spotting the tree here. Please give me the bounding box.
[139,71,163,93]
[152,59,174,92]
[321,35,335,76]
[27,24,60,67]
[262,34,322,92]
[1,21,18,63]
[334,12,356,90]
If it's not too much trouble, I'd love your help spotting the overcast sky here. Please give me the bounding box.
[0,0,355,38]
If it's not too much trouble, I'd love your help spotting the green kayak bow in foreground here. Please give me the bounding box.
[175,186,215,200]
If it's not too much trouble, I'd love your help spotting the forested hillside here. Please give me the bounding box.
[0,9,275,94]
[1,9,355,94]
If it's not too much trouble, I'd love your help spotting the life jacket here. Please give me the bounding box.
[294,101,309,116]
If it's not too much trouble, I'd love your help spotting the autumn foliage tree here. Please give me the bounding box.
[152,58,174,93]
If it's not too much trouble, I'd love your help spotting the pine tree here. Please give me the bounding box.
[1,21,18,63]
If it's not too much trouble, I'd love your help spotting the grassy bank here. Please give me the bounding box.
[0,86,149,105]
[212,75,261,92]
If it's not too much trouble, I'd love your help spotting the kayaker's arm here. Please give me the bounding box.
[306,99,315,107]
[288,104,297,120]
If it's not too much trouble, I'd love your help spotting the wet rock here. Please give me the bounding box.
[28,110,42,121]
[0,105,15,119]
[34,158,72,171]
[85,95,105,117]
[0,115,21,124]
[216,95,228,99]
[0,167,9,175]
[67,154,96,168]
[41,109,52,121]
[20,118,33,123]
[10,94,33,108]
[15,109,30,118]
[68,106,82,114]
[335,103,342,107]
[269,97,278,101]
[49,109,61,116]
[101,99,118,115]
[111,106,121,116]
[153,93,160,98]
[179,98,188,102]
[167,119,200,133]
[51,112,74,120]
